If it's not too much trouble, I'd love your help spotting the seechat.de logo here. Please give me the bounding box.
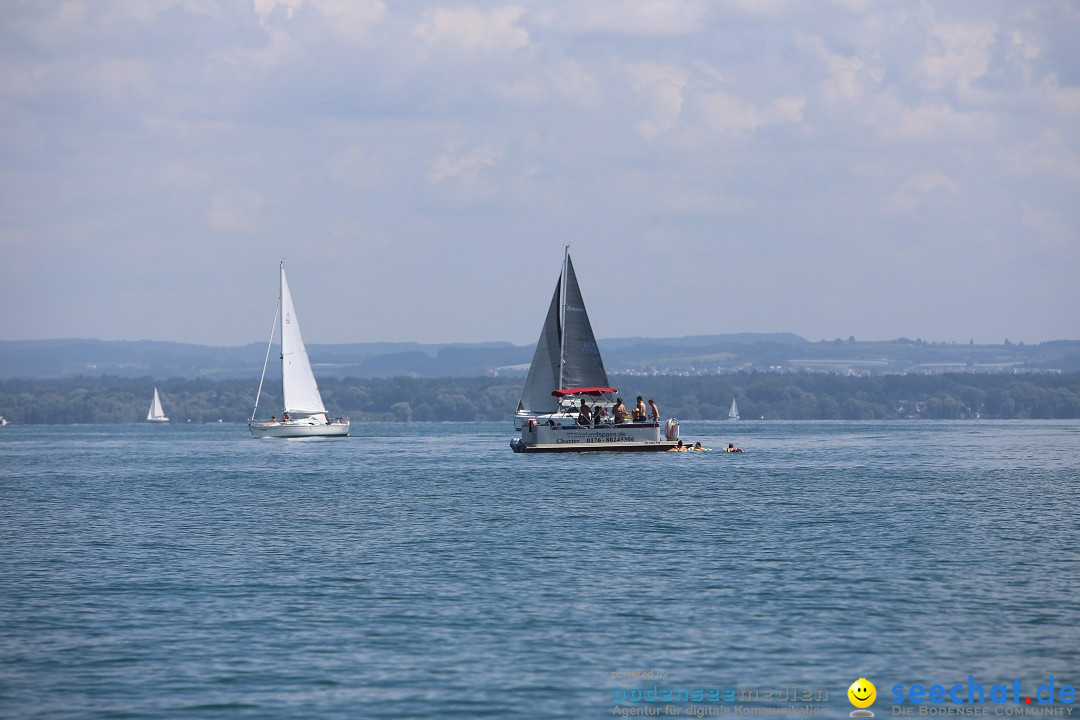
[891,676,1076,706]
[849,678,877,717]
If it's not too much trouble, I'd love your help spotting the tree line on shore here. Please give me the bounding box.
[1,373,1079,424]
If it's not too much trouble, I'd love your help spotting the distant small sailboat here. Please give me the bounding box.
[248,262,349,439]
[147,388,169,423]
[728,398,739,421]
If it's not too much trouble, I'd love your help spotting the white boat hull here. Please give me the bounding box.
[511,420,678,453]
[249,420,349,438]
[147,418,170,424]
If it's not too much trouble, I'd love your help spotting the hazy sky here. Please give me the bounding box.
[2,0,1078,347]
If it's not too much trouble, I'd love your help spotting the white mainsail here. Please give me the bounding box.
[728,398,739,420]
[517,249,608,415]
[147,388,169,422]
[279,264,327,418]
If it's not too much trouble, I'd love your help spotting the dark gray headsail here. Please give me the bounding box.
[517,281,562,415]
[517,250,609,415]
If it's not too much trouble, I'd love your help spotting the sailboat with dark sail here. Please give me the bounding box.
[510,247,679,453]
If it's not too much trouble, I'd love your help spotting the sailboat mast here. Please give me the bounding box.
[279,260,286,413]
[558,244,568,391]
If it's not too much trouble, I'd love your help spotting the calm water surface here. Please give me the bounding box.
[2,421,1078,719]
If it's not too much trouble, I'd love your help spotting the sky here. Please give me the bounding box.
[1,0,1078,347]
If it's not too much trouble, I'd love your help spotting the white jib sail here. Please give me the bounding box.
[279,265,327,417]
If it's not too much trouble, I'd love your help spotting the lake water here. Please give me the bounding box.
[2,421,1078,719]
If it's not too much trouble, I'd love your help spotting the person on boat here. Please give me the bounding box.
[648,399,659,422]
[613,398,628,424]
[725,443,743,453]
[271,415,277,424]
[282,412,290,422]
[591,404,605,426]
[577,400,592,427]
[668,440,688,452]
[632,396,647,422]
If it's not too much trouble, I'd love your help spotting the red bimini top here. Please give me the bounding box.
[551,387,618,397]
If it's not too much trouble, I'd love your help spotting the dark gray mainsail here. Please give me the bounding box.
[517,252,609,415]
[560,255,608,391]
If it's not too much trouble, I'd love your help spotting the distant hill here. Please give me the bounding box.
[601,332,807,349]
[1,334,1078,380]
[0,338,526,380]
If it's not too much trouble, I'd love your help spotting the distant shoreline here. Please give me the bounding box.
[2,372,1078,424]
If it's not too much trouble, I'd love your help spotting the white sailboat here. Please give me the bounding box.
[147,388,169,423]
[248,262,349,438]
[728,398,739,421]
[510,247,679,453]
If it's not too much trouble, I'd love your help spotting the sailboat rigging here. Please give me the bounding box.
[248,262,349,438]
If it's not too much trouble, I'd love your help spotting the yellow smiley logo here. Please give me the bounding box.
[848,678,876,709]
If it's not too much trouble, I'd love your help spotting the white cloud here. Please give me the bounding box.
[885,171,960,212]
[2,1,1078,345]
[253,0,386,44]
[414,6,529,56]
[428,144,500,183]
[1010,129,1080,184]
[716,0,798,17]
[1031,74,1080,119]
[89,57,154,100]
[691,61,735,86]
[797,33,882,105]
[15,1,221,52]
[921,21,996,93]
[695,91,805,134]
[327,143,404,191]
[210,189,266,230]
[531,0,710,36]
[1021,204,1067,240]
[622,62,689,139]
[208,22,300,76]
[160,162,210,189]
[495,58,600,108]
[255,0,304,26]
[306,0,386,40]
[877,99,995,141]
[1006,30,1041,84]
